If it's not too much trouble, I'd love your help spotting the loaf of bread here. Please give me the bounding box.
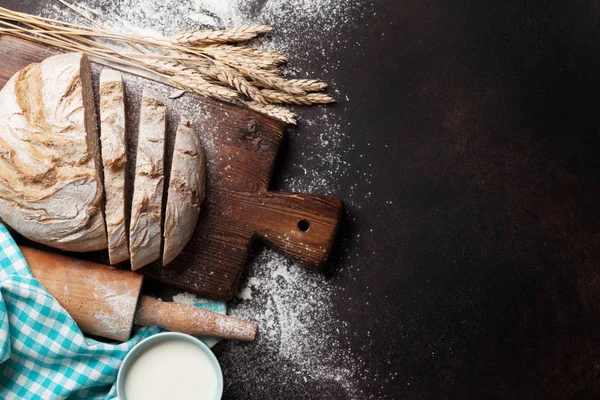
[163,119,206,265]
[129,90,166,270]
[0,53,107,251]
[99,70,129,264]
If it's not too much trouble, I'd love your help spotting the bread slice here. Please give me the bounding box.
[129,90,166,270]
[99,70,129,264]
[163,119,206,265]
[0,53,107,251]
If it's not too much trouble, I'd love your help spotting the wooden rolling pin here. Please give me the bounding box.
[19,246,257,342]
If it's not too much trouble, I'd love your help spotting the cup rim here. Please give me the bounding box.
[116,332,223,400]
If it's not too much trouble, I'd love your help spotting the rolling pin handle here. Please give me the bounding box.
[134,295,258,342]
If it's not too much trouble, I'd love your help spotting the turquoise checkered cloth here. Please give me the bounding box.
[0,224,223,399]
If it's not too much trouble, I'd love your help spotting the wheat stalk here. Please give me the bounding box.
[287,79,328,92]
[208,67,266,103]
[234,66,308,96]
[202,44,286,62]
[163,52,267,103]
[172,75,240,101]
[260,90,335,105]
[200,44,286,70]
[244,101,297,124]
[171,25,272,46]
[215,55,280,74]
[0,5,334,124]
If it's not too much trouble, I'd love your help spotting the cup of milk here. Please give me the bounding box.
[117,332,223,400]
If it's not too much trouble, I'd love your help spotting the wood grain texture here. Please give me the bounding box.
[135,295,258,342]
[0,35,343,300]
[20,246,143,341]
[21,246,258,341]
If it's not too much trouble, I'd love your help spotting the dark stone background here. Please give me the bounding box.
[6,0,600,398]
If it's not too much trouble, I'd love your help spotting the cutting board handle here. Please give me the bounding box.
[252,192,343,269]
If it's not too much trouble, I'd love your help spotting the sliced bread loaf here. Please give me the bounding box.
[99,69,129,264]
[129,90,166,270]
[163,119,206,265]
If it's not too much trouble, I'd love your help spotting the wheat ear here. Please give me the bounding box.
[172,75,240,101]
[287,79,328,92]
[260,90,335,105]
[171,25,272,46]
[200,44,286,67]
[245,101,297,124]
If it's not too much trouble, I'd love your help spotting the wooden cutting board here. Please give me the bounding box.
[0,35,343,300]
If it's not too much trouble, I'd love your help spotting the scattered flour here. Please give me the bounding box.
[235,276,260,300]
[173,292,203,306]
[222,249,373,399]
[38,0,356,39]
[235,286,253,300]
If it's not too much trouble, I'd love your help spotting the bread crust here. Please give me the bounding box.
[163,119,206,265]
[129,90,166,270]
[0,53,107,251]
[100,70,129,264]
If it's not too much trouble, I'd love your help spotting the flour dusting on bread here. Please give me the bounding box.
[100,69,129,264]
[129,90,166,270]
[163,118,206,265]
[0,52,107,251]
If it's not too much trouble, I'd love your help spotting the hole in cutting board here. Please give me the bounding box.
[297,219,310,232]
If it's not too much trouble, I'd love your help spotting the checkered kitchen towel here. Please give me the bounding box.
[0,223,223,399]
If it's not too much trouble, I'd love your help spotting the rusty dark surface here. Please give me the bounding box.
[5,0,600,398]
